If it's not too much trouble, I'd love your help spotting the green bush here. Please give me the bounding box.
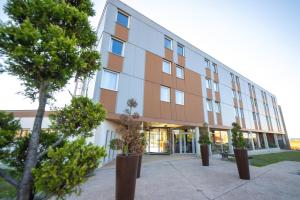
[231,122,246,149]
[33,138,106,199]
[198,123,211,145]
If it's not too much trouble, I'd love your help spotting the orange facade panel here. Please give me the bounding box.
[143,51,204,125]
[145,51,162,83]
[215,91,221,102]
[208,111,214,125]
[165,48,173,61]
[206,88,213,100]
[143,81,161,118]
[216,113,223,126]
[100,89,117,113]
[177,55,185,67]
[115,23,129,41]
[205,68,211,79]
[213,73,219,82]
[107,52,123,72]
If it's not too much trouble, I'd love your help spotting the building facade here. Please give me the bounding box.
[7,0,289,165]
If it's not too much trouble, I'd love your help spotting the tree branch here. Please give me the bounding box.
[0,168,19,188]
[37,137,64,160]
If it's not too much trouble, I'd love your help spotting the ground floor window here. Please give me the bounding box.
[211,130,229,154]
[103,130,117,163]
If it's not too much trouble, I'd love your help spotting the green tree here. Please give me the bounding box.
[0,0,100,199]
[231,122,246,149]
[0,96,106,199]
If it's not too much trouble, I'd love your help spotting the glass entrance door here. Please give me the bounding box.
[146,128,170,153]
[172,130,195,154]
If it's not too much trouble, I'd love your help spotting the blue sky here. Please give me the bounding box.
[0,0,299,138]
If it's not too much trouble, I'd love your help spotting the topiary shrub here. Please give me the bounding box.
[231,122,246,149]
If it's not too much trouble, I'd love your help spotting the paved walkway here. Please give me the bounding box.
[68,155,300,200]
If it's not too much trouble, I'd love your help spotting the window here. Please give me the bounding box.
[250,98,254,107]
[252,112,256,121]
[164,37,172,49]
[232,90,237,99]
[248,83,252,94]
[101,69,119,91]
[116,10,129,27]
[256,113,260,123]
[215,101,221,113]
[111,37,124,56]
[205,58,210,68]
[177,43,184,56]
[238,91,242,101]
[206,79,212,89]
[206,99,213,111]
[162,60,171,74]
[240,108,244,118]
[254,99,258,107]
[176,65,184,79]
[235,76,240,86]
[160,86,170,102]
[234,107,239,117]
[230,73,235,82]
[251,85,255,95]
[175,90,184,105]
[213,82,219,92]
[261,91,265,101]
[212,63,218,73]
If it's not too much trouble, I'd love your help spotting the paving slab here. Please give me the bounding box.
[67,155,300,200]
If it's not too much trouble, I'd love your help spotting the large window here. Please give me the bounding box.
[206,79,212,89]
[206,99,213,111]
[176,65,184,79]
[238,91,242,101]
[160,86,170,102]
[235,76,240,86]
[177,43,184,56]
[164,36,172,49]
[230,73,235,83]
[232,90,237,99]
[175,90,184,105]
[101,69,119,91]
[205,58,210,68]
[111,37,124,56]
[212,63,218,73]
[162,60,171,74]
[116,10,129,27]
[213,82,219,92]
[234,107,239,117]
[240,108,244,118]
[215,101,221,113]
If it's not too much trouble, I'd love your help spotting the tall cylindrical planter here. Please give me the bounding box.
[136,154,142,178]
[234,149,250,180]
[200,144,209,166]
[116,153,139,200]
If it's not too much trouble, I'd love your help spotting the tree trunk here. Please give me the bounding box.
[17,84,48,200]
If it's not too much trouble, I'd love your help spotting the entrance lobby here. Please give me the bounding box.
[145,127,196,155]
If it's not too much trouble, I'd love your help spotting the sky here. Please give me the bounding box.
[0,0,299,138]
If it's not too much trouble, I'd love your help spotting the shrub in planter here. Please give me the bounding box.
[198,123,211,166]
[231,122,250,180]
[110,99,145,200]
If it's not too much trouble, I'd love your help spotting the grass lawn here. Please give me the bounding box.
[0,168,17,199]
[0,177,17,199]
[250,151,300,167]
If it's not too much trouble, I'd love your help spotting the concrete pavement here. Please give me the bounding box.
[67,155,300,200]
